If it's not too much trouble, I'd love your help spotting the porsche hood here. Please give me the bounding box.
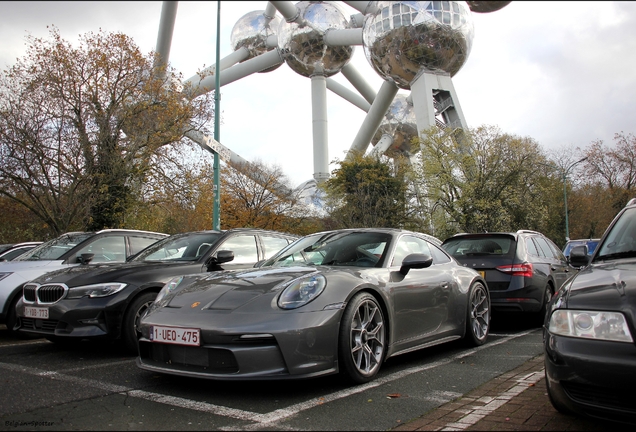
[162,266,320,311]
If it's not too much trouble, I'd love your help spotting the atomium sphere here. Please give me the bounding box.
[277,1,354,77]
[230,10,282,73]
[466,1,511,13]
[372,94,419,158]
[363,1,474,89]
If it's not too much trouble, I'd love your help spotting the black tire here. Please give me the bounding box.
[464,282,490,346]
[534,285,554,327]
[5,296,19,336]
[338,292,386,384]
[122,292,157,355]
[5,295,31,339]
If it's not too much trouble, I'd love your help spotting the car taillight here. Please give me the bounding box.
[496,263,533,277]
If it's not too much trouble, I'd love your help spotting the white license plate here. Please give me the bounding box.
[24,306,49,319]
[150,325,200,346]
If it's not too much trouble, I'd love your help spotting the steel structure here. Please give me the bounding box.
[154,1,510,202]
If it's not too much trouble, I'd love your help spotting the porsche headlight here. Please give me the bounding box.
[278,274,326,309]
[66,283,127,299]
[548,309,634,342]
[153,276,184,308]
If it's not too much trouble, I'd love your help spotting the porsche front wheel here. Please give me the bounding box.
[339,292,386,384]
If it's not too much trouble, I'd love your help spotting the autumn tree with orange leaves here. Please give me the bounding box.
[0,27,214,236]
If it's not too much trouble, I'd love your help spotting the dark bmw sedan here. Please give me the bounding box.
[544,199,636,424]
[15,229,297,353]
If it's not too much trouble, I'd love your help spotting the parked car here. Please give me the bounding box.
[544,199,636,424]
[135,228,490,383]
[441,230,572,323]
[0,242,43,262]
[0,230,167,334]
[15,229,297,352]
[562,238,600,259]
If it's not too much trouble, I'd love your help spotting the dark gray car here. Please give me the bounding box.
[136,228,490,383]
[442,230,573,323]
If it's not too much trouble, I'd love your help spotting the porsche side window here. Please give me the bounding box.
[392,236,431,267]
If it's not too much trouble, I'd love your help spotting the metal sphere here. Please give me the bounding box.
[466,1,511,13]
[277,1,354,77]
[363,1,474,89]
[230,10,282,73]
[372,94,419,157]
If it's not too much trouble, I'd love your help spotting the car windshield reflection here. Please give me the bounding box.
[596,207,636,261]
[264,231,391,268]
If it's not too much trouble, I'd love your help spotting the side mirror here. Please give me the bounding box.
[400,253,433,275]
[569,245,590,268]
[78,253,94,265]
[205,250,235,269]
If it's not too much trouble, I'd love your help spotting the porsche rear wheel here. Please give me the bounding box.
[339,292,386,384]
[465,282,490,346]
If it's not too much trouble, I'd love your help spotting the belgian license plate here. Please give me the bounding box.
[478,270,486,278]
[150,325,200,346]
[24,307,49,319]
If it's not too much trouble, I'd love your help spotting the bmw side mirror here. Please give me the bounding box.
[569,245,590,268]
[205,250,235,269]
[400,253,433,275]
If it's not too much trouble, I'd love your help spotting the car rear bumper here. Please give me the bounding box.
[544,330,636,423]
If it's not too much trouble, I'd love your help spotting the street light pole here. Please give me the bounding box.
[562,157,588,242]
[212,1,221,231]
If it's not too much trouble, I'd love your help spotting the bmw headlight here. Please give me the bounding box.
[66,283,127,299]
[548,309,634,342]
[0,272,13,282]
[278,274,326,309]
[153,276,184,308]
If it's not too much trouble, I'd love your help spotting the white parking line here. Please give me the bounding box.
[0,329,540,429]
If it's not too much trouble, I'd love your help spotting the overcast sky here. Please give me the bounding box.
[2,1,636,188]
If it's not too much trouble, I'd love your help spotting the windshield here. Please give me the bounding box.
[262,231,391,268]
[14,233,94,261]
[132,232,223,262]
[596,207,636,261]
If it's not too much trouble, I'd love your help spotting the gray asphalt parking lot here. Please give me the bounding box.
[0,322,626,431]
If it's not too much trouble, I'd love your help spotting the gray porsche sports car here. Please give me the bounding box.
[136,228,490,383]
